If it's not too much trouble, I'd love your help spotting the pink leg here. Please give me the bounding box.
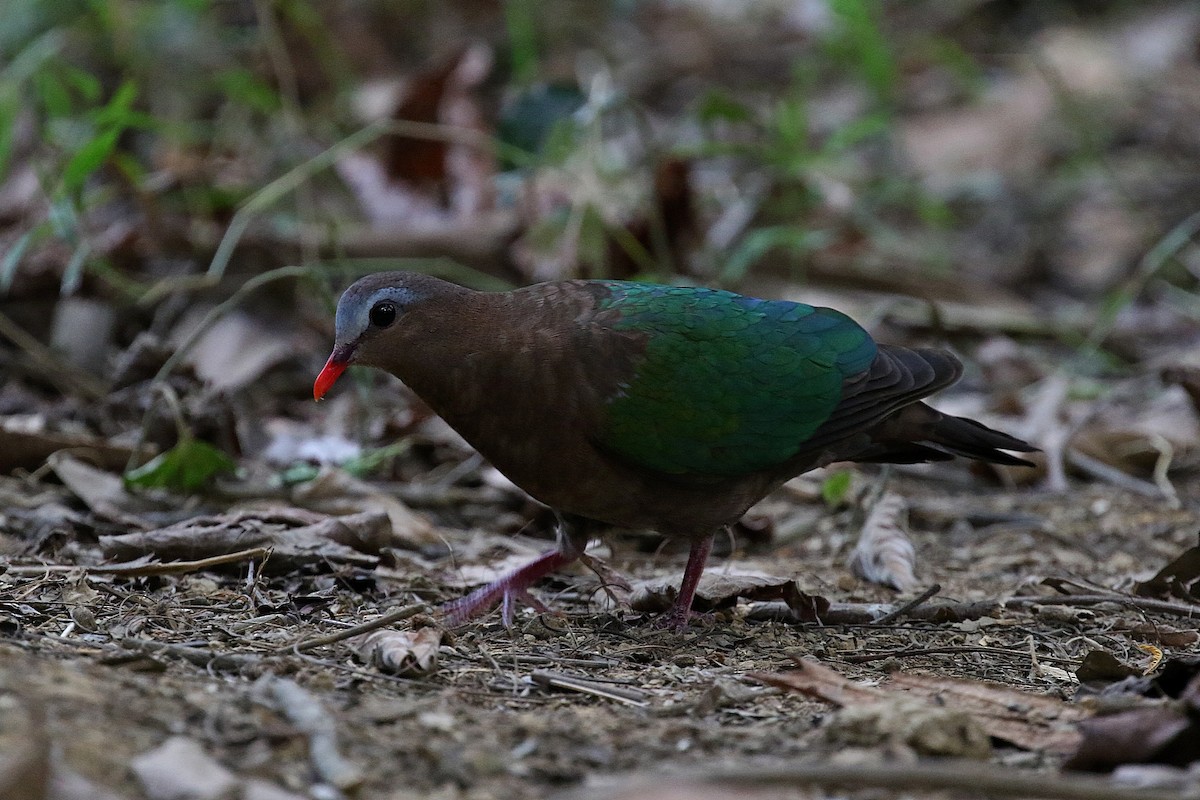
[441,548,575,626]
[658,532,715,631]
[441,514,591,627]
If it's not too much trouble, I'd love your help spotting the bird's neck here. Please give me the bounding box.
[374,288,557,427]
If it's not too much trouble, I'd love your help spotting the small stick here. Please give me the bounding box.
[842,645,1078,666]
[4,547,272,577]
[872,583,941,625]
[284,602,429,654]
[1007,594,1200,620]
[530,670,649,707]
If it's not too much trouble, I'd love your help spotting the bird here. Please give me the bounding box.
[314,272,1036,630]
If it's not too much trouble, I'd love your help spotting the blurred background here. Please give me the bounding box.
[1,0,1199,493]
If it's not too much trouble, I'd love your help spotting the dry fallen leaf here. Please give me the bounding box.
[48,452,163,525]
[0,416,153,474]
[848,492,918,591]
[1135,534,1200,602]
[100,508,393,571]
[1065,673,1200,772]
[290,467,441,548]
[753,658,1085,754]
[170,309,296,392]
[354,626,444,677]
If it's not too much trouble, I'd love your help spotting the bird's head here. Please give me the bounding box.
[313,272,442,400]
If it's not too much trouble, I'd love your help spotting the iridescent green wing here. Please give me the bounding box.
[594,282,877,476]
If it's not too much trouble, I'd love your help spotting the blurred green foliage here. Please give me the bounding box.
[124,436,237,492]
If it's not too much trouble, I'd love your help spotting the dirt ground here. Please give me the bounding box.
[3,465,1199,799]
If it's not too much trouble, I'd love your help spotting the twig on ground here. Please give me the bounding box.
[842,645,1078,666]
[118,638,257,671]
[872,583,941,625]
[1007,594,1200,620]
[4,547,272,577]
[746,597,997,625]
[530,670,650,707]
[284,602,429,654]
[1065,448,1165,499]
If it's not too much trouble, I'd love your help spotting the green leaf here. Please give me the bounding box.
[217,67,281,114]
[342,441,411,478]
[33,69,72,117]
[723,225,830,283]
[821,469,853,508]
[62,126,120,195]
[829,0,896,105]
[697,89,752,124]
[124,437,236,492]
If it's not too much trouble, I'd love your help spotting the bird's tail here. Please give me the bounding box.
[856,402,1037,467]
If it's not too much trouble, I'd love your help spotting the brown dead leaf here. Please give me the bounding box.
[0,419,154,475]
[354,626,443,677]
[888,672,1085,753]
[100,508,393,571]
[750,658,885,707]
[753,658,1085,754]
[1076,650,1142,683]
[1071,384,1200,477]
[171,310,297,392]
[1120,623,1200,648]
[1135,534,1200,602]
[848,492,918,591]
[47,452,162,525]
[1065,672,1200,772]
[290,466,441,548]
[631,570,829,620]
[340,43,495,226]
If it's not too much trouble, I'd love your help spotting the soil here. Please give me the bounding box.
[3,469,1197,799]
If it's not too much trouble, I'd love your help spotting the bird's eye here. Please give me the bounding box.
[369,302,397,328]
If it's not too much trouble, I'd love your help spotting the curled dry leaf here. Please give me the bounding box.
[1076,649,1142,684]
[171,309,296,392]
[1071,384,1200,476]
[1134,534,1200,603]
[354,625,443,677]
[848,492,918,591]
[48,452,164,525]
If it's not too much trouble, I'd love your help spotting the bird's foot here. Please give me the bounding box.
[647,533,717,632]
[653,605,698,632]
[441,548,573,628]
